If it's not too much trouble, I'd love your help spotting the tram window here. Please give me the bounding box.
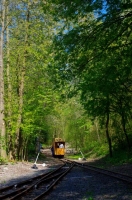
[59,143,64,148]
[55,143,59,148]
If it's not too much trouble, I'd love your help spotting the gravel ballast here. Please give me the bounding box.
[0,150,132,199]
[44,165,132,200]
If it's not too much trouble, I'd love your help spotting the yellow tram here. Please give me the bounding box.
[51,138,65,158]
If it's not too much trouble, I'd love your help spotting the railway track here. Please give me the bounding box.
[0,157,132,199]
[62,158,132,185]
[0,161,74,200]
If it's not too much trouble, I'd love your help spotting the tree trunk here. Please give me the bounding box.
[121,111,130,151]
[106,112,112,157]
[105,97,112,157]
[14,6,29,160]
[0,0,7,158]
[6,4,14,160]
[95,117,100,142]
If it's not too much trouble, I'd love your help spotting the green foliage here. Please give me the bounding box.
[2,0,56,160]
[86,143,108,158]
[49,0,132,158]
[0,157,8,165]
[101,149,132,166]
[83,192,94,200]
[66,146,132,167]
[1,0,132,162]
[66,154,81,160]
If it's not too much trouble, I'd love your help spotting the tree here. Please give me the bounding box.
[3,0,55,160]
[0,0,6,158]
[49,0,132,156]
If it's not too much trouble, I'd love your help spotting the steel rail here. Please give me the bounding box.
[33,162,75,200]
[0,163,66,200]
[66,159,132,185]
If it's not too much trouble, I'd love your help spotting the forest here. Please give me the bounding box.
[0,0,132,162]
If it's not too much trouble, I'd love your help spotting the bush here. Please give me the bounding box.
[0,157,8,165]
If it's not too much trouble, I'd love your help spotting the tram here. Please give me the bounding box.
[51,138,65,158]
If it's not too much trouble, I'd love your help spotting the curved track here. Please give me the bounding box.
[62,158,132,185]
[0,161,74,200]
[0,155,132,200]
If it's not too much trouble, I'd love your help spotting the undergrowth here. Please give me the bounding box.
[66,145,132,167]
[0,157,8,165]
